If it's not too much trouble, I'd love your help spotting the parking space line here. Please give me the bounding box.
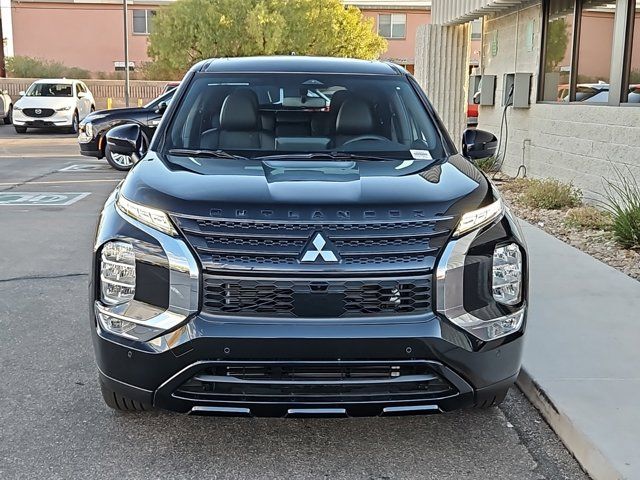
[0,155,82,159]
[0,179,121,186]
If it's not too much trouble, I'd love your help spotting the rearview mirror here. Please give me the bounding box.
[106,124,145,163]
[461,128,498,160]
[154,101,168,115]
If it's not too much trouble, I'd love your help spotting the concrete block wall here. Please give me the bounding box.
[477,2,640,198]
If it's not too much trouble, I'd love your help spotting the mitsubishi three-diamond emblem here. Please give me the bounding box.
[300,232,339,263]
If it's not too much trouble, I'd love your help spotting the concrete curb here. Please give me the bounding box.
[516,368,623,480]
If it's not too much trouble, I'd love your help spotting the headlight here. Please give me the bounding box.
[83,122,93,137]
[100,241,136,305]
[453,198,504,237]
[56,106,71,111]
[116,194,177,236]
[492,243,522,305]
[14,105,22,111]
[437,216,526,342]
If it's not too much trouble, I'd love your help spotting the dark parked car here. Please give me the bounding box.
[78,89,175,170]
[93,56,528,417]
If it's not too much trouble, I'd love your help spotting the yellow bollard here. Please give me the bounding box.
[106,98,112,110]
[138,98,143,107]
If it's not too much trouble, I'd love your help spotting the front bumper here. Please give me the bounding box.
[12,109,73,128]
[94,317,524,417]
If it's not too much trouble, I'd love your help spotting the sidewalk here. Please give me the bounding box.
[517,222,640,480]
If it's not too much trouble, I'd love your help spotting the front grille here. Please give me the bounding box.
[202,275,431,317]
[22,108,55,118]
[173,361,457,404]
[172,214,453,274]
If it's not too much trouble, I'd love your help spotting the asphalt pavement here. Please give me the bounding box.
[0,125,589,480]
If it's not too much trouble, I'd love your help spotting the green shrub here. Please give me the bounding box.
[6,56,90,79]
[601,168,640,249]
[565,206,612,230]
[474,156,498,173]
[521,178,582,210]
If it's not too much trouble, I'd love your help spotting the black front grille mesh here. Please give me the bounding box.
[172,214,453,273]
[202,275,431,317]
[23,108,55,118]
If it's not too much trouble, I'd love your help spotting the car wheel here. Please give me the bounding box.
[105,142,134,171]
[14,125,27,134]
[3,105,12,125]
[100,380,152,412]
[68,111,79,134]
[91,105,95,113]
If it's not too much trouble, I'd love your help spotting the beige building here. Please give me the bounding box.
[416,0,640,197]
[0,0,435,75]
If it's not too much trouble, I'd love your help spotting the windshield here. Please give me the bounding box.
[26,83,73,97]
[164,73,444,159]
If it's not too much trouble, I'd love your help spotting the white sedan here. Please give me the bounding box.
[12,79,95,134]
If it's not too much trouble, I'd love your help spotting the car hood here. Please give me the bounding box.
[119,153,491,222]
[85,107,148,123]
[15,96,75,109]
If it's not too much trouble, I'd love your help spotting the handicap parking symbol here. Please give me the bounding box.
[0,192,91,206]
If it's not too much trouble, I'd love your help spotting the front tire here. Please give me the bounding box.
[68,111,79,134]
[3,105,12,125]
[105,142,134,171]
[100,381,152,412]
[14,125,27,134]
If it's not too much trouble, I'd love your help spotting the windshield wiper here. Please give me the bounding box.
[255,152,399,162]
[168,148,248,160]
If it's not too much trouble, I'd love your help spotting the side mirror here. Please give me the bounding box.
[106,124,145,162]
[77,91,86,98]
[154,101,168,115]
[19,90,26,96]
[1,90,8,95]
[462,128,498,160]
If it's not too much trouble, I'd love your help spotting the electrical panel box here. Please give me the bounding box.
[479,75,496,106]
[468,75,481,104]
[503,73,532,108]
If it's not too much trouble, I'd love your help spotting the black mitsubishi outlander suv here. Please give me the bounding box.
[93,56,527,417]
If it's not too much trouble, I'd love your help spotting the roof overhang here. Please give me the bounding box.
[432,0,528,25]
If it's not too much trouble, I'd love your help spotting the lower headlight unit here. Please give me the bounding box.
[100,241,136,305]
[492,243,522,306]
[96,310,137,338]
[451,307,526,342]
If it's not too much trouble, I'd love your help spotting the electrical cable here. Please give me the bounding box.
[491,84,514,180]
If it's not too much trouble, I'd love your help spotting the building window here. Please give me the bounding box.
[471,19,483,40]
[576,1,616,102]
[378,13,406,39]
[625,1,640,103]
[539,0,640,104]
[133,10,156,35]
[541,0,575,101]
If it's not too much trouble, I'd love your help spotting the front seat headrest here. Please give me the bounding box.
[330,90,350,112]
[219,89,259,131]
[335,98,374,135]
